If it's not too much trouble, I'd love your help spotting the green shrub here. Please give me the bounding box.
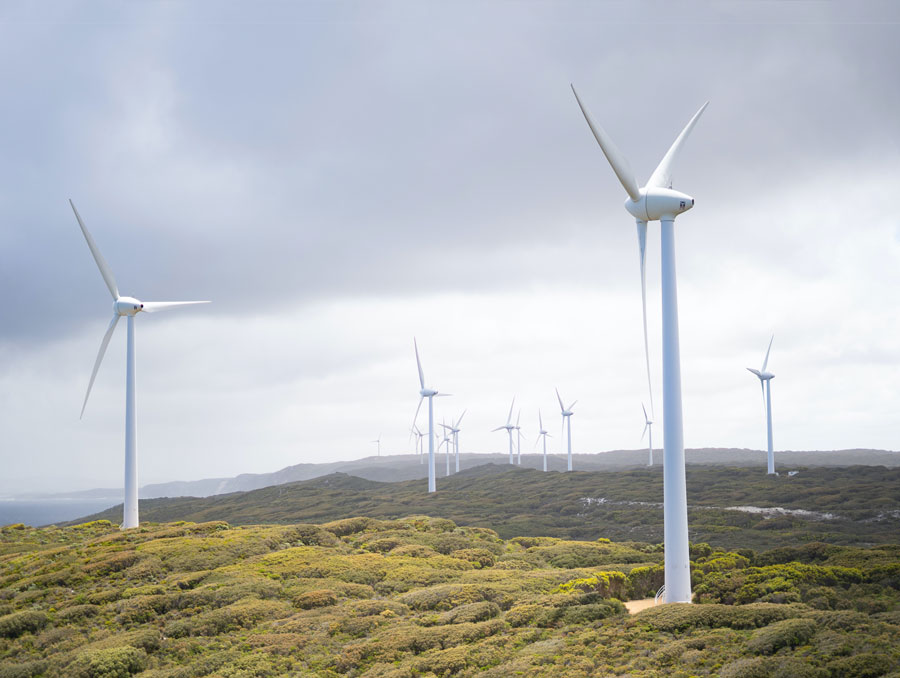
[0,610,50,638]
[555,570,628,599]
[633,603,800,632]
[295,589,338,609]
[627,564,665,599]
[165,598,293,637]
[58,604,100,622]
[414,645,468,675]
[69,646,147,678]
[505,604,541,627]
[560,601,624,625]
[84,551,139,575]
[436,601,500,625]
[720,656,827,678]
[0,660,49,678]
[746,618,817,655]
[450,548,496,568]
[826,653,894,678]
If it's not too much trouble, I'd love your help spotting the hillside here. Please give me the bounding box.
[2,517,899,677]
[70,464,900,552]
[21,448,897,504]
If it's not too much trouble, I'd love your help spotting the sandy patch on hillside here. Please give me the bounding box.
[624,598,657,614]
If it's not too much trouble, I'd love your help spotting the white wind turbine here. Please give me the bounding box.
[438,419,452,476]
[747,335,776,475]
[71,200,209,530]
[536,409,551,472]
[491,398,516,464]
[440,410,466,474]
[642,403,654,467]
[572,86,707,604]
[413,339,450,493]
[371,434,381,457]
[514,410,524,465]
[556,388,576,471]
[410,425,425,464]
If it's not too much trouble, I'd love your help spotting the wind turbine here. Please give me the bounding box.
[747,335,776,475]
[642,403,654,466]
[371,434,381,457]
[556,388,576,471]
[514,410,524,465]
[536,409,551,472]
[438,419,452,476]
[572,86,707,604]
[491,398,516,464]
[441,410,466,474]
[413,339,450,493]
[70,200,209,530]
[410,425,425,464]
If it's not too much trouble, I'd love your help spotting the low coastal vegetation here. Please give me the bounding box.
[72,464,900,550]
[2,516,899,677]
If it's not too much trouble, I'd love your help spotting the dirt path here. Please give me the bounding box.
[624,598,657,614]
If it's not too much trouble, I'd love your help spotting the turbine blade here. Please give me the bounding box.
[81,314,120,418]
[516,410,521,428]
[642,421,649,441]
[556,388,565,412]
[642,402,648,423]
[506,397,515,426]
[646,101,709,189]
[141,301,210,313]
[569,400,578,410]
[747,368,761,377]
[570,85,641,202]
[760,379,766,412]
[436,393,452,397]
[538,409,543,431]
[491,426,506,433]
[761,334,774,373]
[637,219,654,418]
[455,409,466,428]
[70,200,119,300]
[414,338,425,390]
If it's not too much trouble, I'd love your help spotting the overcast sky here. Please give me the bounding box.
[1,1,899,495]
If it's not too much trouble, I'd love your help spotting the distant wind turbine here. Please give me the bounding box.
[410,425,425,464]
[747,335,776,475]
[536,409,551,472]
[492,398,516,464]
[371,434,381,457]
[642,403,654,466]
[571,85,707,604]
[556,388,576,471]
[514,410,523,465]
[438,419,452,476]
[413,339,450,493]
[70,200,209,530]
[440,410,466,474]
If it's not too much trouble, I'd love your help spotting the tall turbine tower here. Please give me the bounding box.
[413,339,450,493]
[747,335,776,474]
[556,388,576,471]
[71,200,209,530]
[372,435,381,457]
[572,86,707,604]
[642,403,654,466]
[492,398,516,464]
[438,420,452,476]
[536,410,550,471]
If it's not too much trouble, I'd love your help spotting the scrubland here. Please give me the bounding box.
[2,514,899,677]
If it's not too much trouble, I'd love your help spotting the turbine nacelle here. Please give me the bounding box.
[114,296,144,316]
[746,367,775,381]
[420,388,438,398]
[625,187,694,222]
